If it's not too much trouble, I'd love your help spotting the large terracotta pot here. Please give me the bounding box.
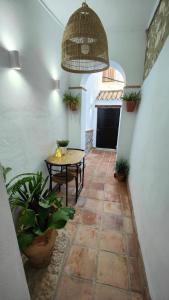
[24,229,57,268]
[125,101,137,112]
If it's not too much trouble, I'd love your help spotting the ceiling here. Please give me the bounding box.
[42,0,158,31]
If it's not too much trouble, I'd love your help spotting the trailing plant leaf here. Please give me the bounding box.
[121,91,141,102]
[17,232,35,251]
[48,209,74,229]
[61,207,75,220]
[17,209,36,228]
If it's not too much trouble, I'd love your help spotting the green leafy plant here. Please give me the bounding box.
[57,140,69,147]
[115,159,129,177]
[121,91,141,102]
[3,168,75,251]
[63,92,80,111]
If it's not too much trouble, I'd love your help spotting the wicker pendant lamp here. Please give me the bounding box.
[61,2,109,73]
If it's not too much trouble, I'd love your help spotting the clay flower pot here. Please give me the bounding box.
[114,172,126,182]
[69,102,79,111]
[24,229,57,268]
[125,101,137,112]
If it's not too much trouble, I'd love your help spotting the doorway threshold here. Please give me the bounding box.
[94,147,116,152]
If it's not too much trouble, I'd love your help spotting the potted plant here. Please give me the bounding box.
[63,92,80,111]
[57,139,69,155]
[121,91,141,112]
[3,167,75,268]
[114,159,129,182]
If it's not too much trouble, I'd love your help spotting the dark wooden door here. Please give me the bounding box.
[96,107,120,149]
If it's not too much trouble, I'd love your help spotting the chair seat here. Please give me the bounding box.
[52,171,74,184]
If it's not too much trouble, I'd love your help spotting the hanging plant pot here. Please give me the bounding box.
[125,101,137,112]
[23,229,57,268]
[114,172,127,182]
[69,102,79,111]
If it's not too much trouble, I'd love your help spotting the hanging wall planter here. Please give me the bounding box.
[121,91,141,112]
[63,92,80,111]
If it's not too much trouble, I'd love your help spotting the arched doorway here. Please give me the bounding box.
[80,61,126,152]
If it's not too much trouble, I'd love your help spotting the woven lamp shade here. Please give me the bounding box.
[61,2,109,73]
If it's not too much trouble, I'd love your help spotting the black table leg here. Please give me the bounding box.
[66,166,68,206]
[75,165,78,202]
[82,157,85,188]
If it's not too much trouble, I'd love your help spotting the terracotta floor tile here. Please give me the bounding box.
[129,258,145,292]
[71,208,82,224]
[81,210,101,226]
[97,251,129,289]
[106,175,118,185]
[76,197,87,208]
[123,217,134,234]
[64,245,97,279]
[102,214,123,231]
[126,234,139,257]
[104,201,122,215]
[104,183,122,194]
[64,222,77,243]
[81,188,104,201]
[95,284,130,300]
[74,225,98,248]
[104,191,121,202]
[100,229,125,254]
[121,195,132,217]
[56,275,93,300]
[90,181,104,190]
[55,150,150,300]
[131,292,144,300]
[84,198,103,212]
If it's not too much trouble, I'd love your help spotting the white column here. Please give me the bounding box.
[0,169,30,300]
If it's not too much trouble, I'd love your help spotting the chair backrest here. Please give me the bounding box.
[45,160,62,176]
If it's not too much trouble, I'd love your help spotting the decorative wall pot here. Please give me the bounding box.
[69,102,79,111]
[23,229,57,268]
[114,172,126,182]
[125,101,137,112]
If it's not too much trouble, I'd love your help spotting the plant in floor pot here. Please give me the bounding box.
[57,139,69,155]
[114,159,129,182]
[4,169,75,268]
[63,92,80,111]
[121,91,141,112]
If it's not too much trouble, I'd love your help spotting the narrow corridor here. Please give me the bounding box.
[55,149,149,300]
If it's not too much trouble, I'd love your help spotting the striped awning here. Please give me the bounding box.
[96,90,123,100]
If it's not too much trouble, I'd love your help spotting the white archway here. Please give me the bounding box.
[80,61,126,150]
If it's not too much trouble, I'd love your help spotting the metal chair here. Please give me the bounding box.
[45,161,78,206]
[67,148,85,183]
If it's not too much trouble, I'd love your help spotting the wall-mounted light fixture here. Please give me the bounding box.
[52,79,60,90]
[9,50,21,70]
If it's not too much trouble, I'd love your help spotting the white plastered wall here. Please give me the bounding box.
[129,37,169,300]
[0,0,69,178]
[0,0,69,297]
